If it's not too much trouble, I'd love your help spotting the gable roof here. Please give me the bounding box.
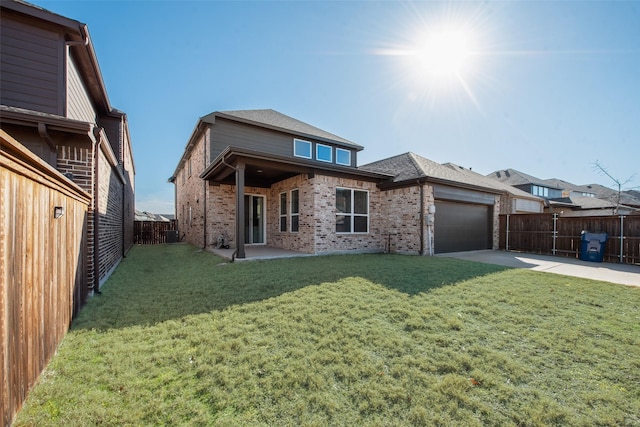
[361,152,504,194]
[134,210,172,222]
[442,163,542,200]
[202,109,363,150]
[487,168,562,189]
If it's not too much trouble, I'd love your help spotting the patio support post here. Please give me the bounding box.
[235,161,246,259]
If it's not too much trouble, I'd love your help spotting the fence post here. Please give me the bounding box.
[552,213,558,255]
[506,214,510,251]
[620,215,625,263]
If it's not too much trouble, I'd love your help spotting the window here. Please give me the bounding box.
[336,148,351,166]
[294,139,312,159]
[188,157,192,177]
[336,188,368,233]
[316,143,332,163]
[532,185,549,198]
[279,192,287,232]
[290,189,299,232]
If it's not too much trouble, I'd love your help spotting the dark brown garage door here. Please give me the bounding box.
[434,200,492,253]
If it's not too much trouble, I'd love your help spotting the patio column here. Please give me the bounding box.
[235,161,246,259]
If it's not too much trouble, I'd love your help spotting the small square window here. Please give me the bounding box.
[294,139,312,159]
[336,148,351,166]
[316,144,332,163]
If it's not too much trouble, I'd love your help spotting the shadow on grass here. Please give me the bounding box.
[72,244,509,331]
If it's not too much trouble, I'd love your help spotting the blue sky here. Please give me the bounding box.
[34,0,640,213]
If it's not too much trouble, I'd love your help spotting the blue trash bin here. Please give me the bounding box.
[580,231,608,262]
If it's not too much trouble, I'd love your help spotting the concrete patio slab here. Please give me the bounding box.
[208,246,312,262]
[438,250,640,287]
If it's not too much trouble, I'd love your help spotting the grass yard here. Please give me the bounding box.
[15,244,640,426]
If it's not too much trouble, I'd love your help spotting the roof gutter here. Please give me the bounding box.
[378,176,503,195]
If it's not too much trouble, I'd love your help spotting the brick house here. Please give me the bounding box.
[0,0,135,291]
[171,109,543,258]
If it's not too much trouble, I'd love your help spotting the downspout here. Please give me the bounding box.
[93,126,102,294]
[203,129,208,249]
[37,123,56,150]
[419,181,424,255]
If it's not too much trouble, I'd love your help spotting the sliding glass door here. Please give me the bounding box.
[244,195,265,244]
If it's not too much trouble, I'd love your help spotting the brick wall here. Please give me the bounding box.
[175,129,208,247]
[57,144,96,286]
[268,174,315,253]
[97,149,124,285]
[381,185,436,255]
[311,175,384,254]
[207,183,235,247]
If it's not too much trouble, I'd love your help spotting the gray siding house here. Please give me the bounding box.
[171,109,543,257]
[0,0,135,290]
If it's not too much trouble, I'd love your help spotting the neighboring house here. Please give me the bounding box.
[170,109,542,256]
[488,168,563,199]
[0,0,135,291]
[442,163,544,215]
[487,168,639,216]
[135,210,172,222]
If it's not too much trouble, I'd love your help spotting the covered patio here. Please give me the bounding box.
[208,245,312,262]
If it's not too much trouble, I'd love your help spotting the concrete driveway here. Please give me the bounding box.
[438,250,640,287]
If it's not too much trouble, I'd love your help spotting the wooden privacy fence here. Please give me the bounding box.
[1,130,91,426]
[499,213,640,265]
[134,220,179,244]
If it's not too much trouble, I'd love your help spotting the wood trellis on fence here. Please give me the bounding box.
[499,213,640,265]
[134,220,179,244]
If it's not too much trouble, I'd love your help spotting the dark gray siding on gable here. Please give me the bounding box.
[0,15,63,115]
[209,117,356,167]
[210,117,297,161]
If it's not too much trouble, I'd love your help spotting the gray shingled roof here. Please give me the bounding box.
[443,163,542,200]
[564,196,616,210]
[203,109,363,149]
[487,168,562,189]
[361,153,537,197]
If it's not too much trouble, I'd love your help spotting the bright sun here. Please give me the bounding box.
[373,9,487,108]
[417,30,471,78]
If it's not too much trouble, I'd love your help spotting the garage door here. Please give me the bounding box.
[434,200,492,253]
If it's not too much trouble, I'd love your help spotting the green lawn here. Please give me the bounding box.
[15,244,640,426]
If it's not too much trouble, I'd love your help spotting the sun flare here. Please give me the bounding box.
[417,30,471,78]
[373,6,489,109]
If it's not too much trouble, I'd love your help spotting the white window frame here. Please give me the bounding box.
[293,138,312,159]
[336,148,351,166]
[279,192,287,232]
[335,187,369,234]
[290,189,300,233]
[316,143,333,163]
